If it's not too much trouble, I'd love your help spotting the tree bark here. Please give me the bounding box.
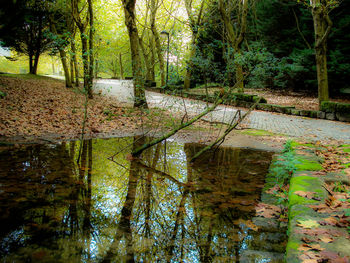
[88,0,94,99]
[183,0,206,90]
[122,0,148,108]
[311,2,332,107]
[49,15,72,88]
[71,0,93,98]
[29,52,34,74]
[150,0,165,87]
[218,0,249,93]
[119,52,124,80]
[71,40,80,86]
[184,35,196,89]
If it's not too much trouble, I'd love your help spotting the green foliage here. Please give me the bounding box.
[270,140,298,187]
[0,90,7,99]
[234,45,307,89]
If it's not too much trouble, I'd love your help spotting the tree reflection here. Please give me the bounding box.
[0,137,285,263]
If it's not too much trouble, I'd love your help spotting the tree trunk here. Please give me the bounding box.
[119,53,124,80]
[59,48,72,88]
[29,52,34,74]
[235,48,244,93]
[311,3,331,107]
[70,56,74,85]
[49,16,72,88]
[184,35,196,90]
[71,41,79,86]
[218,0,248,93]
[88,0,94,99]
[122,0,148,108]
[32,51,40,75]
[81,35,90,96]
[150,0,165,87]
[149,33,156,81]
[139,37,152,81]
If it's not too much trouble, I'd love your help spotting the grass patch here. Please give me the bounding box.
[238,128,281,137]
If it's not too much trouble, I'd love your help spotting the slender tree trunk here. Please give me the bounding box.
[122,0,148,108]
[149,33,156,81]
[33,51,40,75]
[70,56,74,84]
[49,17,73,88]
[71,41,79,86]
[88,0,94,99]
[150,0,165,87]
[119,53,124,80]
[235,47,244,93]
[29,53,34,74]
[139,37,152,81]
[31,15,43,75]
[218,0,248,93]
[184,35,196,89]
[59,49,72,88]
[311,3,332,107]
[81,35,90,95]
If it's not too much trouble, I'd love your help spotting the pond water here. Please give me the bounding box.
[0,137,286,262]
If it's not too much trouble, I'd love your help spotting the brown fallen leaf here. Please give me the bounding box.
[319,236,334,243]
[255,203,281,219]
[298,244,324,252]
[294,190,317,199]
[301,237,314,243]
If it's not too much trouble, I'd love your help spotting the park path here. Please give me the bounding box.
[95,80,350,142]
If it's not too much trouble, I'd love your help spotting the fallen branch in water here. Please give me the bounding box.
[131,77,247,157]
[189,97,261,163]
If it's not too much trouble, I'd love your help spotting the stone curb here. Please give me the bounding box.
[286,149,350,262]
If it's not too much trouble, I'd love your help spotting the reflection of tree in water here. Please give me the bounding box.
[0,138,284,262]
[0,140,94,261]
[102,141,276,262]
[183,144,274,262]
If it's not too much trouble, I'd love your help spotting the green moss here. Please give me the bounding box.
[336,102,350,113]
[290,109,300,116]
[238,129,280,137]
[295,160,323,171]
[256,103,273,111]
[299,110,311,117]
[309,110,319,118]
[286,240,299,252]
[288,176,324,207]
[320,101,337,113]
[295,156,323,171]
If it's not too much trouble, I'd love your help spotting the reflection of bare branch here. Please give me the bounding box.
[166,189,189,262]
[136,161,185,187]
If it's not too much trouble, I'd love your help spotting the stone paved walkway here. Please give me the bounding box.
[147,91,350,142]
[94,80,350,142]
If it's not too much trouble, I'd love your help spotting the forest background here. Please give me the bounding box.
[1,0,350,109]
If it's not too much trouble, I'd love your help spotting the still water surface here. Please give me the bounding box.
[0,137,286,262]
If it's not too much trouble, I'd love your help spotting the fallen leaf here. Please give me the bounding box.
[319,236,334,243]
[294,190,316,199]
[297,219,320,229]
[298,244,324,252]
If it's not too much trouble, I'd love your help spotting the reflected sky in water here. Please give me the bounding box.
[0,137,286,262]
